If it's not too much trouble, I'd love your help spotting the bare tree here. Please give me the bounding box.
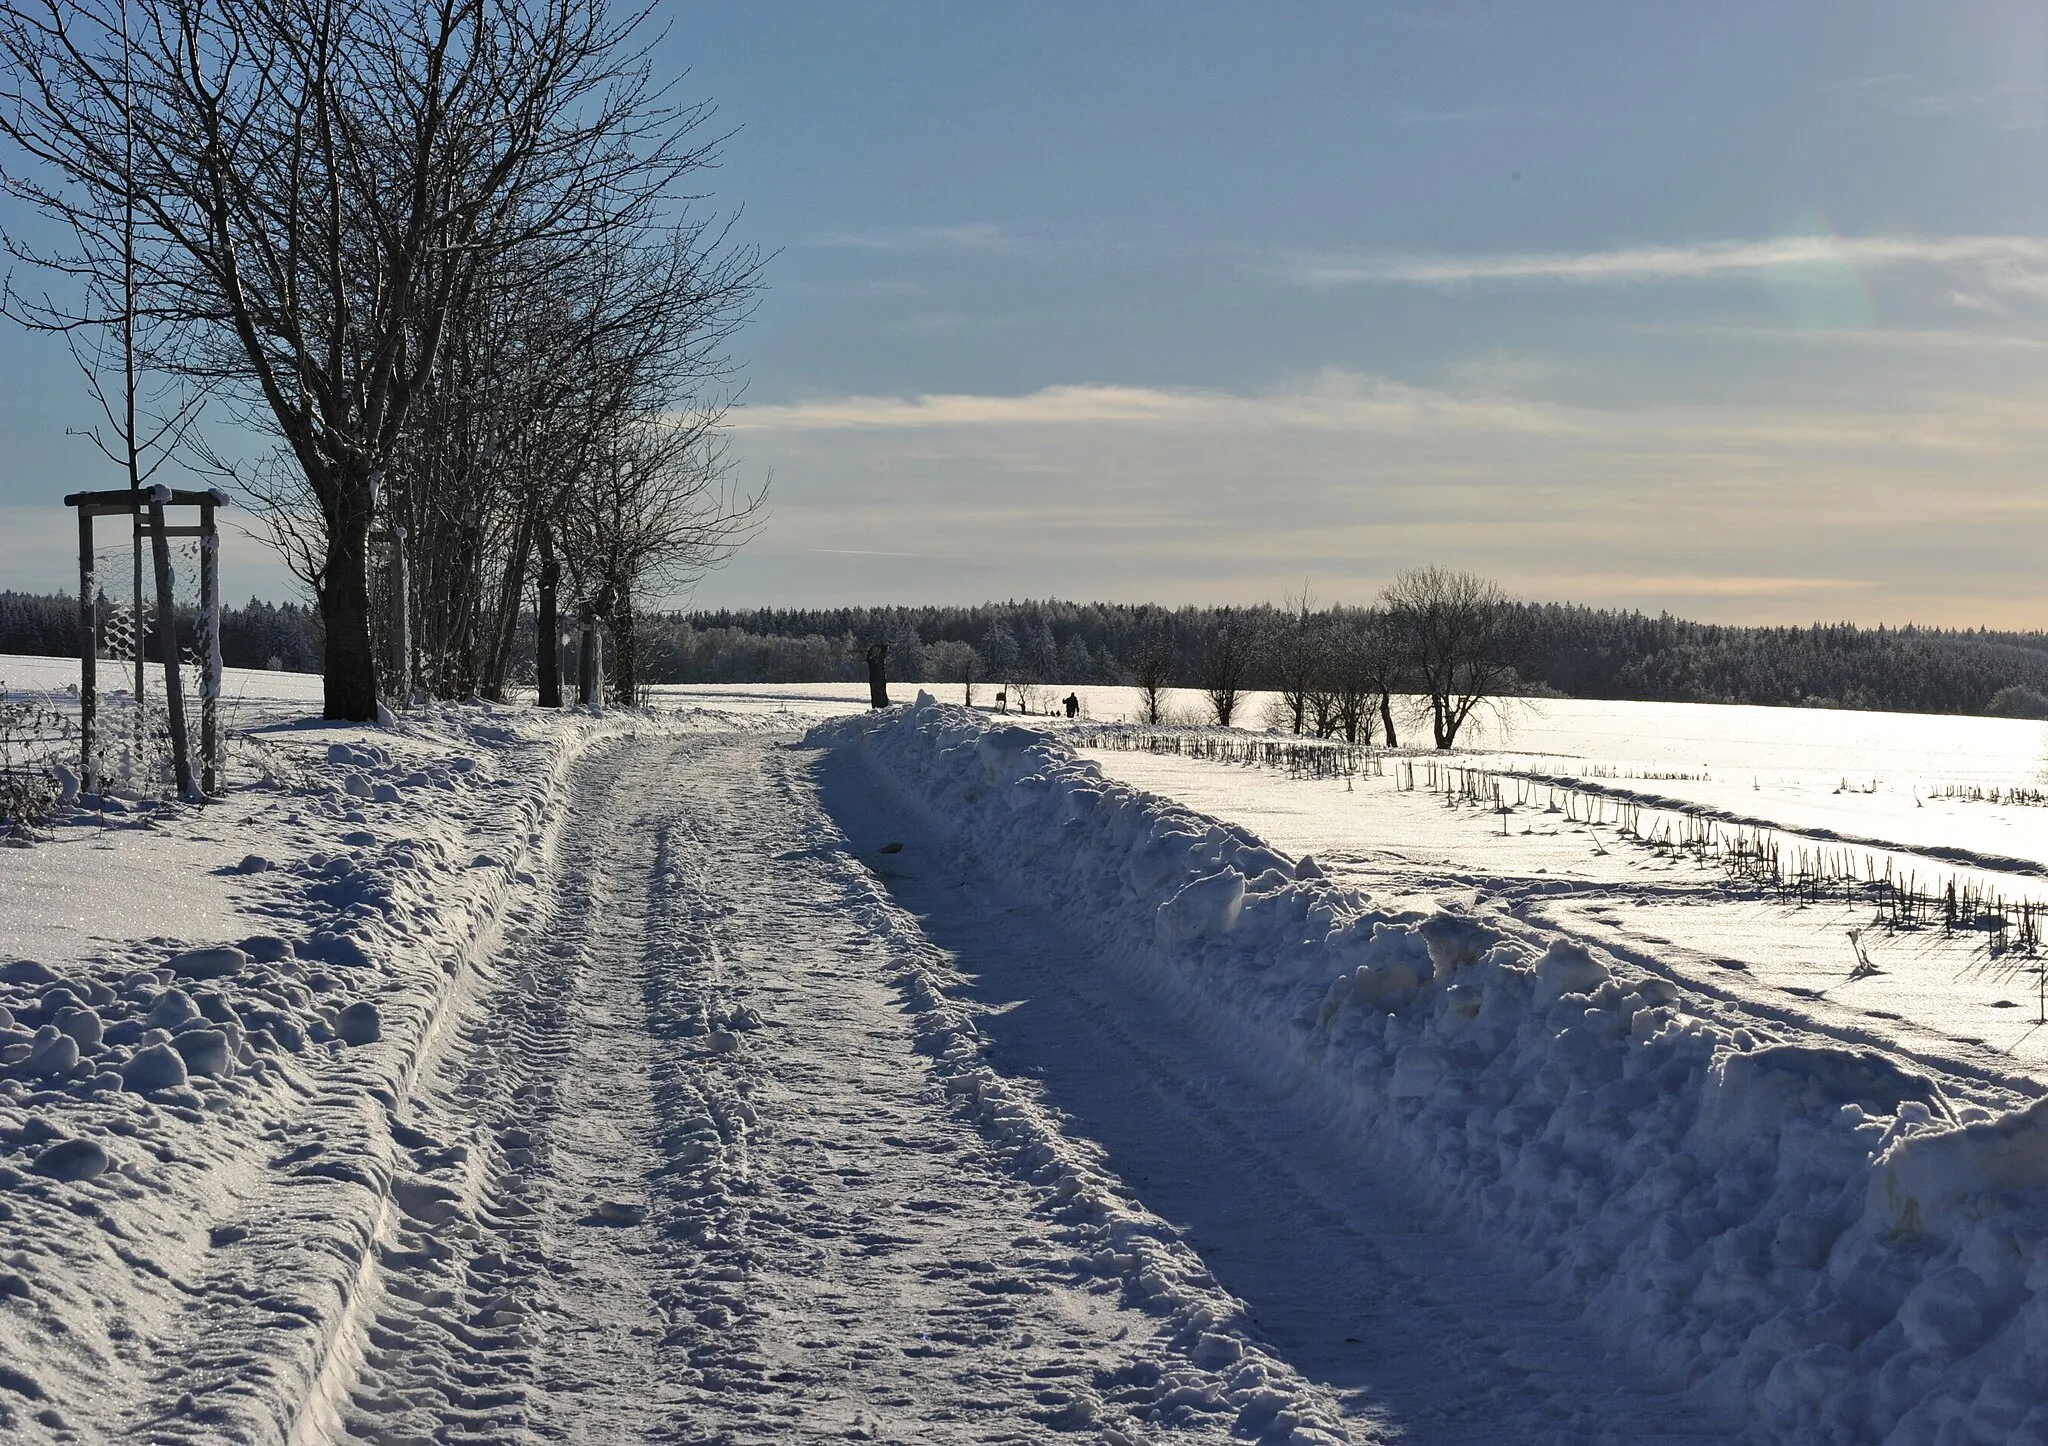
[980,620,1019,700]
[1381,566,1518,749]
[0,0,207,789]
[1131,642,1171,725]
[0,0,740,720]
[924,638,979,706]
[1201,611,1255,728]
[564,421,760,705]
[1303,615,1343,739]
[1271,582,1323,735]
[385,203,758,706]
[1323,606,1399,746]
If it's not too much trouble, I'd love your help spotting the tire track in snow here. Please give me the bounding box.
[319,731,1354,1444]
[307,743,680,1444]
[642,734,1350,1442]
[815,739,1735,1444]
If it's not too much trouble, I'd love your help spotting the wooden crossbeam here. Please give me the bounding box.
[64,487,226,511]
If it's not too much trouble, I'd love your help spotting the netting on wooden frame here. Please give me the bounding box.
[85,530,216,797]
[70,487,227,803]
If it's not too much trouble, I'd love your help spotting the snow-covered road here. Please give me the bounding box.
[302,729,1739,1444]
[305,732,1348,1443]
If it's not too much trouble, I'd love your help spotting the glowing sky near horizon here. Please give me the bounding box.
[5,2,2048,626]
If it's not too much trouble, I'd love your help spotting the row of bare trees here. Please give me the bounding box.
[0,0,759,719]
[1159,568,1521,748]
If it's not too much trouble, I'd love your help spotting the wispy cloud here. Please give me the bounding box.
[702,364,2048,623]
[1539,573,1874,599]
[806,223,1009,254]
[731,370,2048,457]
[731,383,1210,432]
[731,375,1621,445]
[1282,233,2048,287]
[1636,321,2048,351]
[1854,73,2047,130]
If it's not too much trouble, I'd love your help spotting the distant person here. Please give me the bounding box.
[995,688,1007,712]
[1063,692,1079,719]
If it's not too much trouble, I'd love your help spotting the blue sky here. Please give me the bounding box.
[7,2,2048,624]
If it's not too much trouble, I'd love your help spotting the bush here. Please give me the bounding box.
[1985,685,2048,719]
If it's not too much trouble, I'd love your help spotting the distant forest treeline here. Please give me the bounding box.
[8,589,2048,718]
[1,591,324,673]
[676,601,2048,718]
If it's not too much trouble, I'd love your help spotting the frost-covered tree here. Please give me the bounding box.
[1020,620,1058,683]
[924,638,980,704]
[888,621,925,682]
[1272,584,1322,735]
[1987,685,2048,719]
[981,620,1020,684]
[1132,641,1172,724]
[1058,634,1094,684]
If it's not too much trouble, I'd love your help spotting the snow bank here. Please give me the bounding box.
[816,697,2048,1444]
[0,702,653,1440]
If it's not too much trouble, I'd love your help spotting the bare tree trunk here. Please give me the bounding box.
[122,4,144,763]
[609,594,637,704]
[577,604,599,705]
[130,514,144,750]
[198,496,219,792]
[479,510,532,701]
[1380,691,1398,749]
[388,526,411,707]
[77,510,98,793]
[320,505,379,721]
[536,523,561,707]
[867,642,889,708]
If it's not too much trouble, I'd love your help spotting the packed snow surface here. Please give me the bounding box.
[7,656,2048,1443]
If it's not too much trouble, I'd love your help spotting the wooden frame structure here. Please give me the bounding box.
[65,487,226,798]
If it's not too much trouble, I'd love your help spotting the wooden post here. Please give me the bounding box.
[144,487,196,799]
[77,509,97,795]
[131,509,144,761]
[199,496,220,795]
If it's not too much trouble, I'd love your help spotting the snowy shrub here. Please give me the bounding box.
[0,683,73,837]
[1986,684,2048,719]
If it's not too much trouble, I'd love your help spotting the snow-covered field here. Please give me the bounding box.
[1076,737,2048,1073]
[5,657,2048,1443]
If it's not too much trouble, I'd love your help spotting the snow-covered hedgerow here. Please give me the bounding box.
[816,696,2048,1445]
